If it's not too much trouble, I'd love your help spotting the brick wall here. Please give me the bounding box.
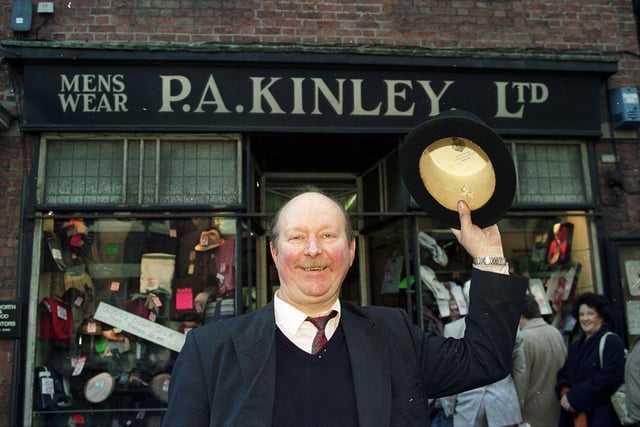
[1,1,633,50]
[0,1,638,95]
[0,123,26,426]
[0,1,639,425]
[596,138,640,236]
[0,339,15,427]
[0,125,28,300]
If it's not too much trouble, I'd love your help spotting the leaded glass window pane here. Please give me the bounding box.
[514,143,591,204]
[39,135,241,207]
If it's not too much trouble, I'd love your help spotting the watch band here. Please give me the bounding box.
[472,256,508,266]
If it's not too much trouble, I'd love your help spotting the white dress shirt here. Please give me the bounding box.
[273,291,341,354]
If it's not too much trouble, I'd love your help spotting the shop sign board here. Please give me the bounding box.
[0,300,22,338]
[21,62,605,136]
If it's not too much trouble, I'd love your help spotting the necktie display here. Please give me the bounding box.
[306,310,338,354]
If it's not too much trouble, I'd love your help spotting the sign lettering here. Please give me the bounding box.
[22,64,605,135]
[0,301,21,338]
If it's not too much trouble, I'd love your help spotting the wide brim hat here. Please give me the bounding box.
[150,373,171,403]
[84,372,115,403]
[400,110,516,229]
[194,228,225,251]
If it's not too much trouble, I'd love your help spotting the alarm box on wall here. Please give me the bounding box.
[609,87,640,130]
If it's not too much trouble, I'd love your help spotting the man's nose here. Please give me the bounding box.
[304,236,321,256]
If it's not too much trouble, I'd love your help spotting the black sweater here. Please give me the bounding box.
[272,325,359,427]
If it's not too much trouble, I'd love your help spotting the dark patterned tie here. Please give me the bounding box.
[307,310,338,354]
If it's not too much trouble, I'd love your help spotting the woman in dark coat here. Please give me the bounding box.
[556,292,625,427]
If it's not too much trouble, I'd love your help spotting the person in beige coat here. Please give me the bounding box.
[625,337,640,424]
[519,293,567,427]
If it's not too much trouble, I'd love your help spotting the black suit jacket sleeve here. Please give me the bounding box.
[418,268,527,397]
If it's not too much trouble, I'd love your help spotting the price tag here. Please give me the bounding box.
[56,305,67,320]
[176,288,194,310]
[41,377,54,397]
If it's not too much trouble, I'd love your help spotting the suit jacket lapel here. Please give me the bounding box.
[342,307,392,426]
[231,304,277,425]
[226,302,393,426]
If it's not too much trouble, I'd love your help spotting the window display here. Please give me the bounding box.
[367,214,597,337]
[33,216,238,425]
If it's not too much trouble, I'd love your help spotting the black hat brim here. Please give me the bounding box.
[400,110,516,229]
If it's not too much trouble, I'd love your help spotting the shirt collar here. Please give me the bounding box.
[274,290,341,337]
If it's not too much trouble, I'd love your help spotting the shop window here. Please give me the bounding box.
[30,133,245,425]
[513,142,592,205]
[616,245,640,344]
[367,214,597,337]
[33,216,240,425]
[39,134,242,206]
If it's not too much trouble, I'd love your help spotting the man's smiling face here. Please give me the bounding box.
[270,192,356,314]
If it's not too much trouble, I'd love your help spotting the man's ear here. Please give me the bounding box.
[349,237,356,266]
[269,241,278,261]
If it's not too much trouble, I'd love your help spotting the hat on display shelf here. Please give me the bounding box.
[194,228,225,251]
[83,372,116,403]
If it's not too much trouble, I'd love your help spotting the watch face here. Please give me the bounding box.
[400,110,516,229]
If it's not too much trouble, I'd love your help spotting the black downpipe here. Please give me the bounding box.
[634,1,640,49]
[600,237,629,345]
[14,133,39,427]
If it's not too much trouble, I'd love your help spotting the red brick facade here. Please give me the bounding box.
[1,1,639,425]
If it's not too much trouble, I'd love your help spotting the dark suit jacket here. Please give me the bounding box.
[556,327,626,427]
[162,269,527,427]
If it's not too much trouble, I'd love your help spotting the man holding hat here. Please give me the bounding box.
[163,188,527,427]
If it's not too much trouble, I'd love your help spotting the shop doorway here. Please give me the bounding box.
[249,133,400,308]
